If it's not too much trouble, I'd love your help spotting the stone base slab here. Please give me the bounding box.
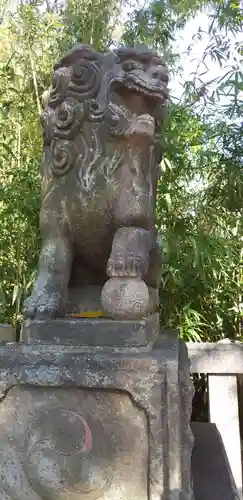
[21,313,159,347]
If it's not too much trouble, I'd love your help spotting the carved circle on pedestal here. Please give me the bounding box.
[22,405,111,499]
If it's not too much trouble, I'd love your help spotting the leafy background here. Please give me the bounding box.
[0,0,242,342]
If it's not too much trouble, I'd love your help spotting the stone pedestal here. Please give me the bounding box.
[0,327,194,500]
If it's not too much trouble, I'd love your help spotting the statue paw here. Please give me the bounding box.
[23,288,67,319]
[106,252,148,278]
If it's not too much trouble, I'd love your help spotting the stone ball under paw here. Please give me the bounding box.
[101,277,149,319]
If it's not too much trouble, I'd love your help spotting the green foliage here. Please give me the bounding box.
[0,0,242,341]
[0,2,54,327]
[58,0,122,52]
[157,104,242,341]
[122,0,180,50]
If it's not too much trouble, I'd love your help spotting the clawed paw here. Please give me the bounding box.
[23,288,67,319]
[106,252,149,278]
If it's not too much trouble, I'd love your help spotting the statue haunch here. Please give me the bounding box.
[23,44,169,320]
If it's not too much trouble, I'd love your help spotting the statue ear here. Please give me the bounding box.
[54,44,97,70]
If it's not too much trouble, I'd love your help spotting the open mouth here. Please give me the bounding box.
[124,75,168,101]
[112,77,167,118]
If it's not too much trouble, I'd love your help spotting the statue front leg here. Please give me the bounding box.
[102,227,153,319]
[23,234,72,319]
[106,226,152,279]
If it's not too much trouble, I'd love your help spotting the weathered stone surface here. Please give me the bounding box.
[23,44,168,323]
[67,285,105,314]
[101,277,150,319]
[187,340,243,374]
[21,313,159,346]
[0,331,194,500]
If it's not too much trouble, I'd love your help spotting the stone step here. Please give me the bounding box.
[191,422,242,500]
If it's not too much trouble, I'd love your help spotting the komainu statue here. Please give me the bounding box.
[23,44,169,320]
[0,46,195,500]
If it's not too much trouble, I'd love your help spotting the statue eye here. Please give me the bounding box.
[122,60,143,72]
